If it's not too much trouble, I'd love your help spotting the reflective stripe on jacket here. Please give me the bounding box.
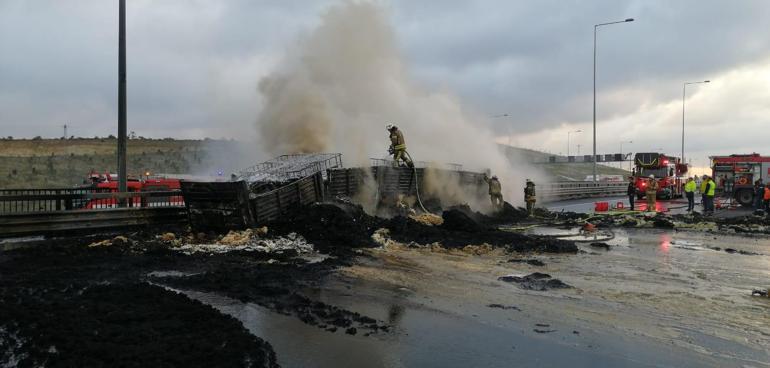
[684,181,696,193]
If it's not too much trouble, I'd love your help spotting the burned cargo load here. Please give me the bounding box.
[180,153,489,232]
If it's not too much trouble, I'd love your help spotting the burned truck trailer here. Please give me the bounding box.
[180,153,488,231]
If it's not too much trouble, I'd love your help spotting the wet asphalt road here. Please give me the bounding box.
[546,195,752,218]
[169,226,770,368]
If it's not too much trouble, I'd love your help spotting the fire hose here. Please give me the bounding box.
[403,150,430,214]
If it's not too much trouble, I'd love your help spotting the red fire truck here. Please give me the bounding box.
[632,152,687,200]
[78,172,184,209]
[711,153,770,206]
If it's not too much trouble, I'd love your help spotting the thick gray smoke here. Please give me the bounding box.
[256,1,540,205]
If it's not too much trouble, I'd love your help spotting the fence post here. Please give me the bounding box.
[55,190,62,211]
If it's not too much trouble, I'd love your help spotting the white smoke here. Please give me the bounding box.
[256,1,539,205]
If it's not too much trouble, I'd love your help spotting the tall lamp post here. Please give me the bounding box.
[117,0,128,203]
[620,140,633,171]
[567,129,582,157]
[593,18,634,182]
[682,80,709,164]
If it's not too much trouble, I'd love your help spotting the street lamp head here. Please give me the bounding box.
[625,18,634,22]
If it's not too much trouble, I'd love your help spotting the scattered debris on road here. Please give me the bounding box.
[498,272,572,291]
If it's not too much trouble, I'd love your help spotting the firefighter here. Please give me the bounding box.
[524,179,536,216]
[626,176,636,210]
[483,174,504,210]
[645,175,659,212]
[386,124,413,168]
[684,177,696,212]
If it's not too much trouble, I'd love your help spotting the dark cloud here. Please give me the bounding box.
[1,0,769,147]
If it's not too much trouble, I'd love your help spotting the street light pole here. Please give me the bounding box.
[117,0,128,203]
[593,18,634,182]
[682,80,709,165]
[567,129,582,157]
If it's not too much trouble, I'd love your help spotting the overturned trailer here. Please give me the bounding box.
[180,153,488,231]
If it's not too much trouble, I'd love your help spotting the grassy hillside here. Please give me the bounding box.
[499,145,629,181]
[0,138,245,188]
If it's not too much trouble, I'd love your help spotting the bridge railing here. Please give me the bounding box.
[539,181,626,202]
[0,189,183,214]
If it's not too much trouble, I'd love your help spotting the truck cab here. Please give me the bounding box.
[632,152,686,199]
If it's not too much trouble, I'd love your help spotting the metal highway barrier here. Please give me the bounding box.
[0,207,187,238]
[539,181,627,202]
[0,190,186,238]
[0,178,624,237]
[0,189,183,214]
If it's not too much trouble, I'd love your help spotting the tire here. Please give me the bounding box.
[736,189,754,207]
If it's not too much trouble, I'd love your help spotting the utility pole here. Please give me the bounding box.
[62,124,67,139]
[117,0,128,204]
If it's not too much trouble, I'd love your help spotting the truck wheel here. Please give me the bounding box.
[736,190,753,207]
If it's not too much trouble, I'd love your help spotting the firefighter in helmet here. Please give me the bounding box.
[483,174,504,210]
[386,124,413,168]
[646,174,659,212]
[524,179,536,216]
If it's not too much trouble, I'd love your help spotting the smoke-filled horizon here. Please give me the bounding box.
[256,2,540,204]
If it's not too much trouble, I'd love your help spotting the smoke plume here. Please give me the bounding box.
[256,1,539,205]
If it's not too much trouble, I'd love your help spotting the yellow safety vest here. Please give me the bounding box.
[706,180,716,196]
[684,181,696,193]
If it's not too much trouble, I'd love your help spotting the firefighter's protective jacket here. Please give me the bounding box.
[488,179,502,195]
[646,180,659,193]
[525,184,536,202]
[389,129,406,150]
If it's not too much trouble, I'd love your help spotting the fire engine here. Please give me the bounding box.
[711,153,770,206]
[632,152,687,199]
[77,171,184,209]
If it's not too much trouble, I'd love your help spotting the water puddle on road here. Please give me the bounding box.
[169,282,706,368]
[149,226,770,367]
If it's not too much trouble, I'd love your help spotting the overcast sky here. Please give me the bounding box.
[2,0,769,169]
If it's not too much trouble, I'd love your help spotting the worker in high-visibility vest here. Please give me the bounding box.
[684,177,696,212]
[764,183,770,212]
[700,175,709,210]
[704,176,716,215]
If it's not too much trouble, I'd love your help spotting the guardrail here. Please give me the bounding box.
[539,181,627,202]
[0,207,187,238]
[0,190,183,214]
